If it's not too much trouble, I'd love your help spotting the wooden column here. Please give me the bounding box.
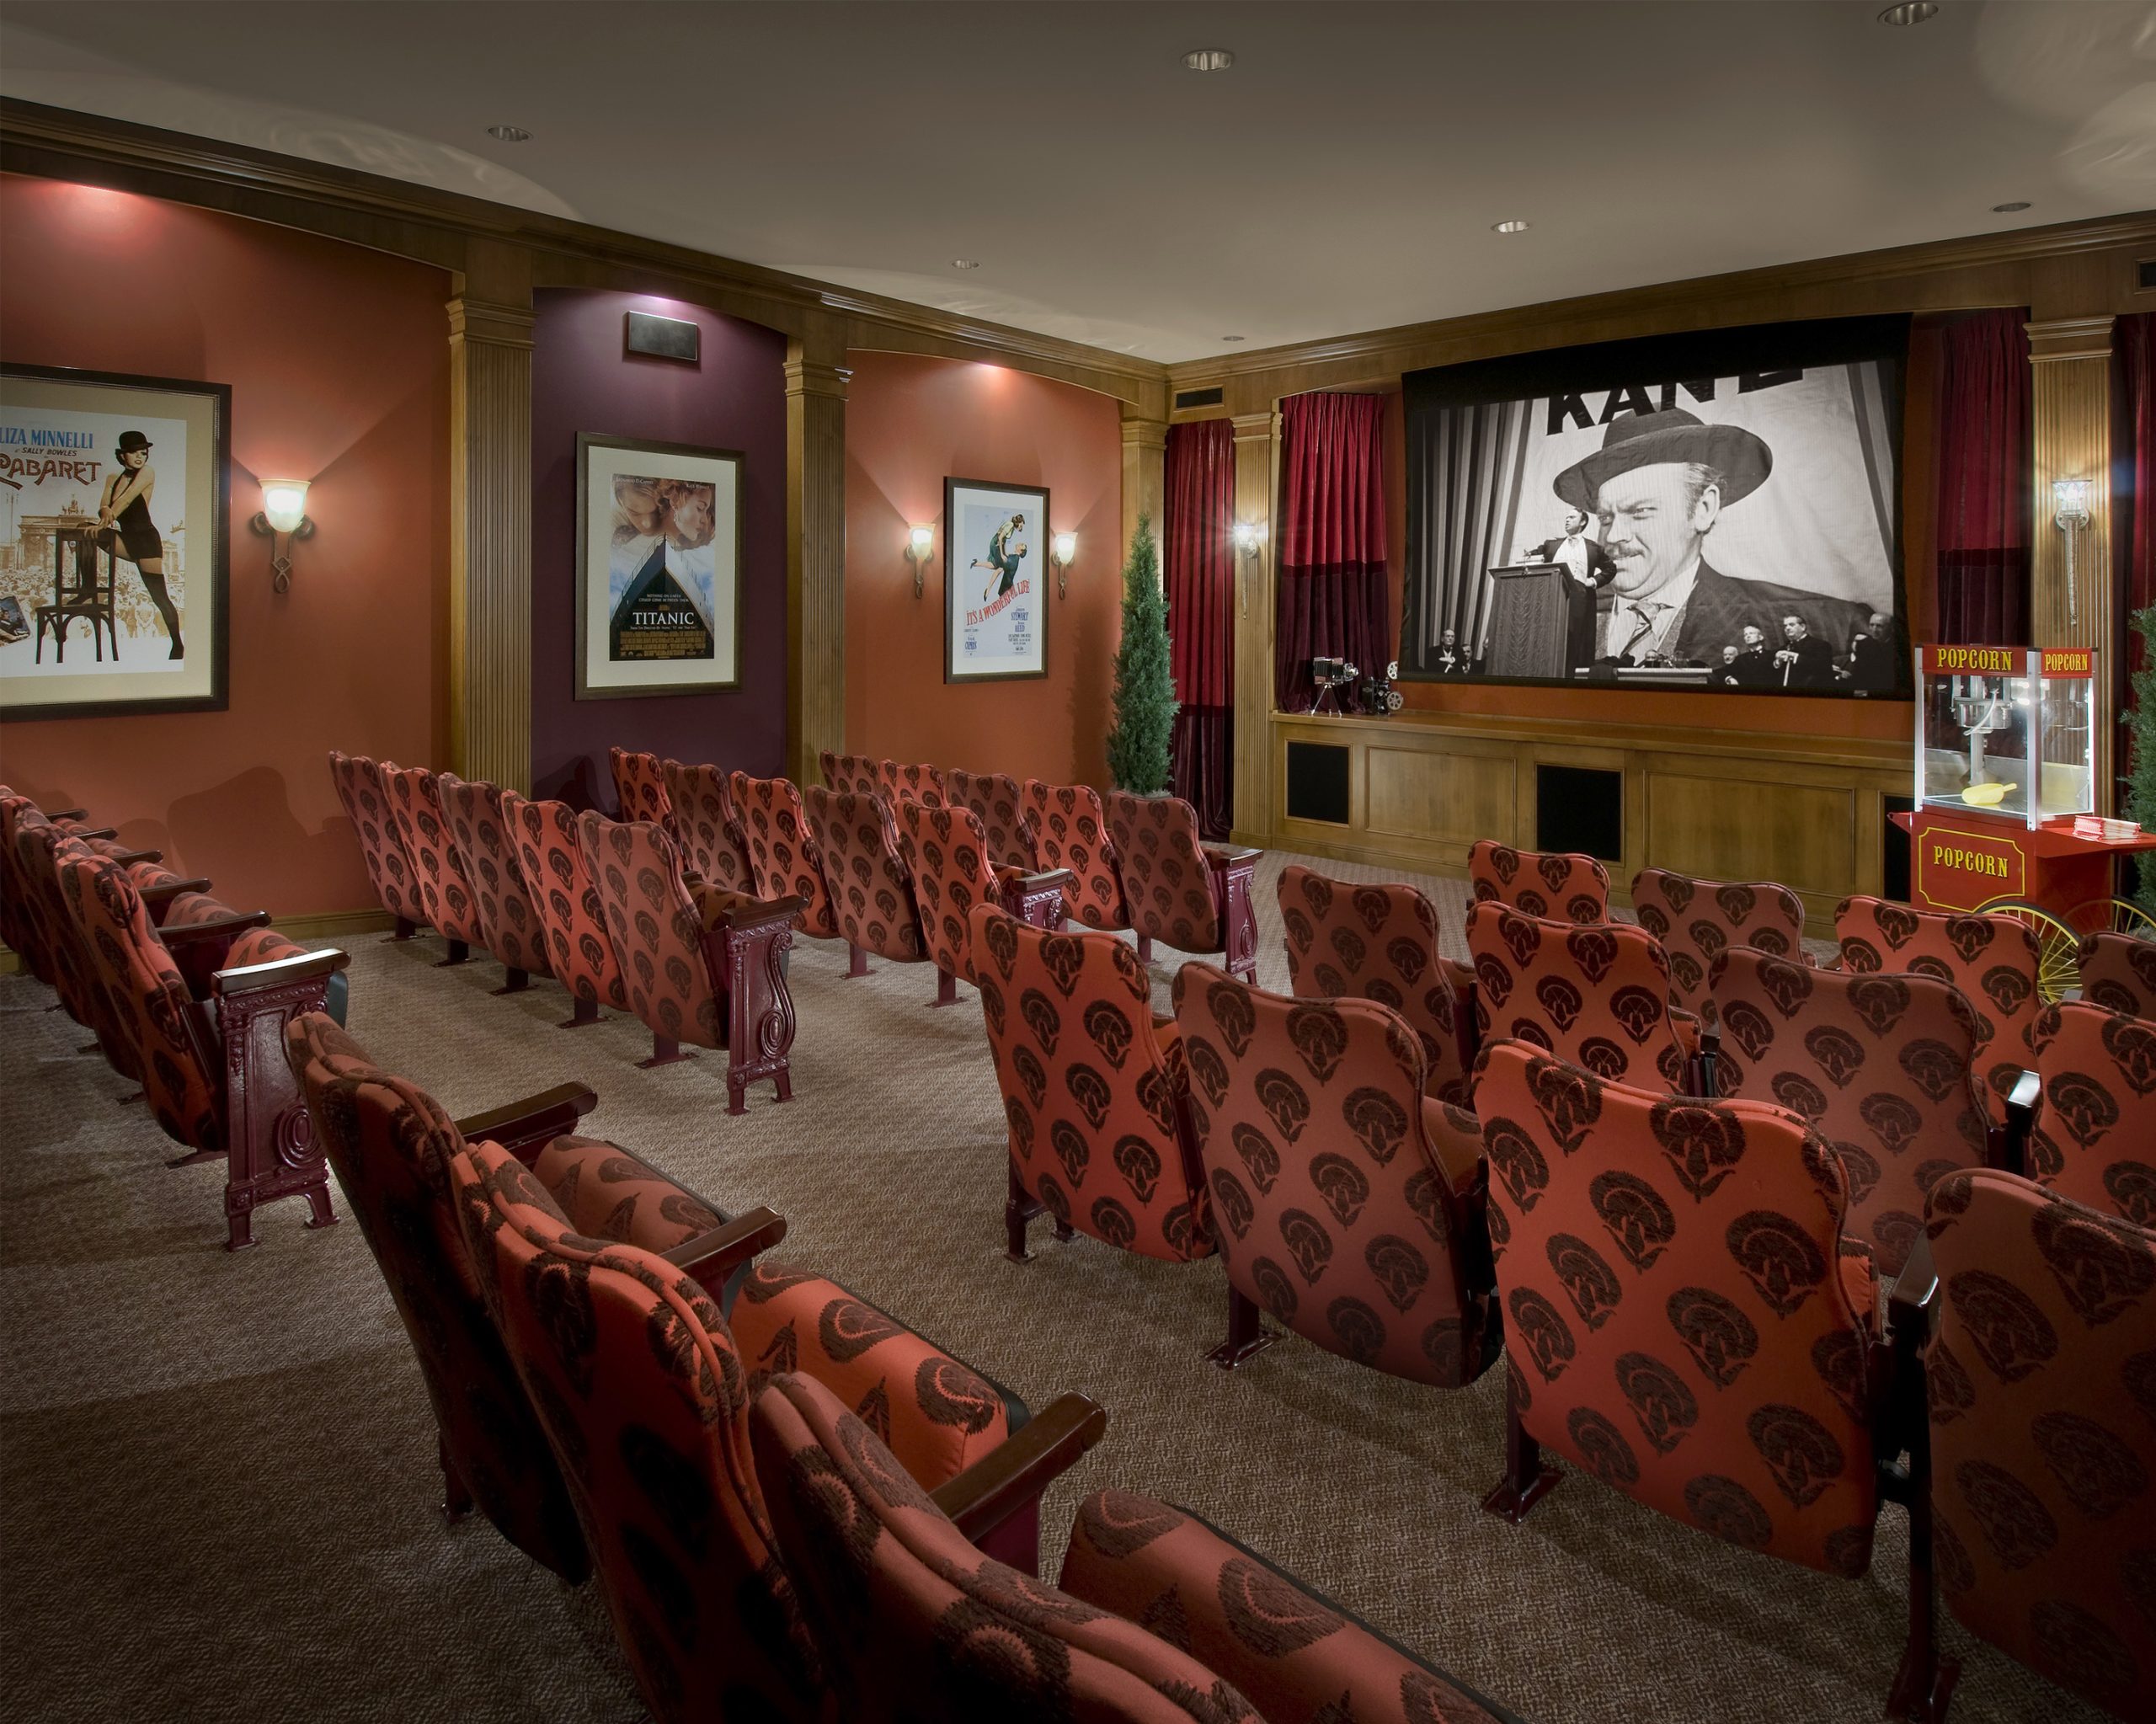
[2027,315,2116,812]
[1230,410,1279,845]
[1120,411,1166,560]
[447,245,535,793]
[786,336,850,790]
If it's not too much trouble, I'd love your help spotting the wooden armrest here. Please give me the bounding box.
[1012,867,1073,894]
[1994,1068,2040,1177]
[73,826,118,842]
[453,1081,599,1153]
[662,1205,788,1292]
[1886,1229,1938,1329]
[213,946,350,995]
[722,894,804,933]
[1203,844,1262,866]
[159,908,273,946]
[110,847,163,867]
[139,876,212,907]
[931,1392,1108,1543]
[47,808,88,823]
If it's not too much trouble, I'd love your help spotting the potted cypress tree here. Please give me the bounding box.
[1105,514,1178,795]
[2129,606,2156,916]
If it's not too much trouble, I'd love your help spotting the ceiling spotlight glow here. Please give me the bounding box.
[486,124,531,142]
[951,259,979,270]
[1992,200,2031,213]
[1877,3,1939,24]
[1221,335,1246,343]
[1182,49,1235,72]
[1492,219,1531,235]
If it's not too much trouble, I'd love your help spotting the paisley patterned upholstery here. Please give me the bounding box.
[576,813,725,1050]
[1919,1169,2156,1719]
[1478,1039,1885,1576]
[1834,896,2041,1123]
[501,793,630,1016]
[803,787,926,965]
[819,750,883,797]
[894,798,1006,988]
[731,773,841,939]
[13,821,104,1020]
[328,750,427,929]
[435,776,553,979]
[660,761,755,894]
[1170,962,1498,1389]
[381,766,488,951]
[1106,791,1221,955]
[1708,947,1988,1277]
[607,745,670,823]
[1465,901,1691,1094]
[2078,931,2156,1020]
[1467,841,1610,926]
[878,759,947,807]
[1278,864,1472,1108]
[1022,778,1130,931]
[1631,867,1806,1017]
[970,905,1215,1263]
[2025,1001,2156,1227]
[944,767,1035,870]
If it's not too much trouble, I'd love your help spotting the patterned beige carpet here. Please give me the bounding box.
[0,849,2105,1723]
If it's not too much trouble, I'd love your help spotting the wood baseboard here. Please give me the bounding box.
[0,906,395,977]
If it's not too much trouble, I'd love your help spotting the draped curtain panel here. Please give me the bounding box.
[1164,418,1235,840]
[1934,309,2032,646]
[2121,313,2155,686]
[1275,392,1391,713]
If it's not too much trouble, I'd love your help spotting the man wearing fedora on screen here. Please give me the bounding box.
[1553,407,1867,674]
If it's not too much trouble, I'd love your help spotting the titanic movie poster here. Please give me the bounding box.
[0,365,229,721]
[945,478,1049,682]
[1399,317,1908,698]
[576,433,741,699]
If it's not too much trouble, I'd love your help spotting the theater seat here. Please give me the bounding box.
[2076,929,2156,1019]
[1631,866,1807,1017]
[894,798,1070,1006]
[2019,999,2156,1227]
[660,759,755,894]
[327,750,429,940]
[819,749,883,797]
[730,771,842,939]
[381,765,488,967]
[607,745,669,823]
[1468,839,1610,926]
[1021,777,1131,931]
[944,766,1035,869]
[878,757,947,806]
[803,784,926,978]
[1105,789,1259,979]
[436,774,554,994]
[501,792,631,1030]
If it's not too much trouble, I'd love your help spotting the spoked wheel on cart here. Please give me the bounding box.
[1977,895,2156,1003]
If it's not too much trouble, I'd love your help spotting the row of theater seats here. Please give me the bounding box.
[2,784,348,1249]
[286,1008,1526,1722]
[965,847,2156,1721]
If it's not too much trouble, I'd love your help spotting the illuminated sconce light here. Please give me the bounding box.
[2052,477,2092,630]
[905,523,935,597]
[250,480,315,592]
[1050,530,1077,597]
[1231,519,1266,613]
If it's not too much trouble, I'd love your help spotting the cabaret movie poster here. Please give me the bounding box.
[945,478,1049,682]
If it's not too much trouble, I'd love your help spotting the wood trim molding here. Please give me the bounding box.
[1119,411,1166,563]
[2025,315,2116,364]
[1230,412,1280,841]
[786,342,850,788]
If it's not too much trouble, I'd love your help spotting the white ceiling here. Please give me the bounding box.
[4,1,2153,365]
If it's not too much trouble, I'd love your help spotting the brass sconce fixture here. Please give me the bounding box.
[2051,477,2091,631]
[905,523,935,598]
[251,480,314,593]
[1050,530,1076,597]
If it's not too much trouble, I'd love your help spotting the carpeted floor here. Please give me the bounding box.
[0,848,2106,1723]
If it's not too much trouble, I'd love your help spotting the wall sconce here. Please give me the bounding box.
[250,480,314,593]
[1050,530,1076,597]
[905,523,935,598]
[2051,477,2091,631]
[1232,519,1266,613]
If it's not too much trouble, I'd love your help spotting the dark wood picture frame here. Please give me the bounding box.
[943,476,1050,684]
[574,431,745,702]
[0,361,231,723]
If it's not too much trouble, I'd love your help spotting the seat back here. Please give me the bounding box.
[447,1139,825,1723]
[729,773,840,939]
[381,766,488,946]
[607,745,670,823]
[1834,896,2040,1118]
[969,905,1212,1262]
[328,750,427,926]
[2078,930,2156,1019]
[1924,1169,2156,1718]
[1709,947,1987,1275]
[1278,865,1470,1107]
[1631,867,1806,1013]
[10,818,92,1002]
[893,799,1004,984]
[877,759,947,807]
[660,760,755,894]
[819,750,883,797]
[943,767,1033,870]
[501,793,628,1011]
[2027,1000,2156,1227]
[1106,790,1220,954]
[749,1370,1235,1724]
[1465,900,1689,1092]
[282,1011,588,1580]
[1468,841,1609,926]
[1022,779,1129,931]
[1477,1039,1880,1575]
[577,812,723,1049]
[1171,962,1490,1386]
[435,776,552,978]
[803,786,924,963]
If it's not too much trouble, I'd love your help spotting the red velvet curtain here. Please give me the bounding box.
[1164,419,1235,840]
[1276,392,1390,713]
[1934,309,2032,645]
[2121,313,2155,682]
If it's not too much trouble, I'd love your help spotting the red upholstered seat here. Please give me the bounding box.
[327,750,428,937]
[1105,789,1259,979]
[1631,866,1807,1017]
[819,750,883,797]
[2077,930,2156,1020]
[803,785,926,973]
[381,764,488,963]
[1279,863,1474,1107]
[435,774,553,991]
[894,798,1066,1005]
[2025,1000,2156,1226]
[1022,777,1131,931]
[1467,840,1610,926]
[944,766,1035,869]
[969,904,1215,1264]
[1709,946,1989,1277]
[501,792,630,1028]
[607,745,669,823]
[877,757,947,807]
[730,772,842,939]
[660,759,755,894]
[1171,961,1497,1386]
[1835,896,2041,1124]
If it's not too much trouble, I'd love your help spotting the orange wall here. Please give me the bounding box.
[0,177,451,916]
[844,352,1121,786]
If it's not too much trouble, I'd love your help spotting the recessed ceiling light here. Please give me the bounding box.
[1182,49,1235,72]
[1492,219,1531,235]
[1992,200,2031,213]
[951,258,979,270]
[1221,335,1246,343]
[1877,2,1938,24]
[485,124,531,143]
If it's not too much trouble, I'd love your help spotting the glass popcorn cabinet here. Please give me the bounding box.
[1913,643,2095,830]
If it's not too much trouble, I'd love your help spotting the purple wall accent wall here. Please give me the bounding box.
[530,288,787,805]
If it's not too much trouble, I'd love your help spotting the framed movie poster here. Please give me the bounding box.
[945,478,1049,682]
[576,432,742,700]
[0,363,230,722]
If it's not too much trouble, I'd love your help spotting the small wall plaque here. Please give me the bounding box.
[624,311,701,364]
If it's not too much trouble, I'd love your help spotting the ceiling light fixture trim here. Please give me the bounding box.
[1182,49,1235,72]
[950,259,979,270]
[485,124,531,143]
[1492,220,1531,235]
[1877,3,1939,24]
[1992,200,2031,213]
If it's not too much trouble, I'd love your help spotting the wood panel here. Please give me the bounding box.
[786,340,850,788]
[1120,413,1166,565]
[1364,742,1516,847]
[1642,770,1857,899]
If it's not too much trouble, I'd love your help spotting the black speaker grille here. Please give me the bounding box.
[2140,259,2156,291]
[1286,742,1351,826]
[1883,793,1914,902]
[1173,387,1225,409]
[1536,766,1622,862]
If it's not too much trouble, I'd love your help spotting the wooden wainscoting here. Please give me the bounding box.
[1262,711,1908,933]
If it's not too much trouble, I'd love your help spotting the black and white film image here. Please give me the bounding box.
[1402,333,1905,698]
